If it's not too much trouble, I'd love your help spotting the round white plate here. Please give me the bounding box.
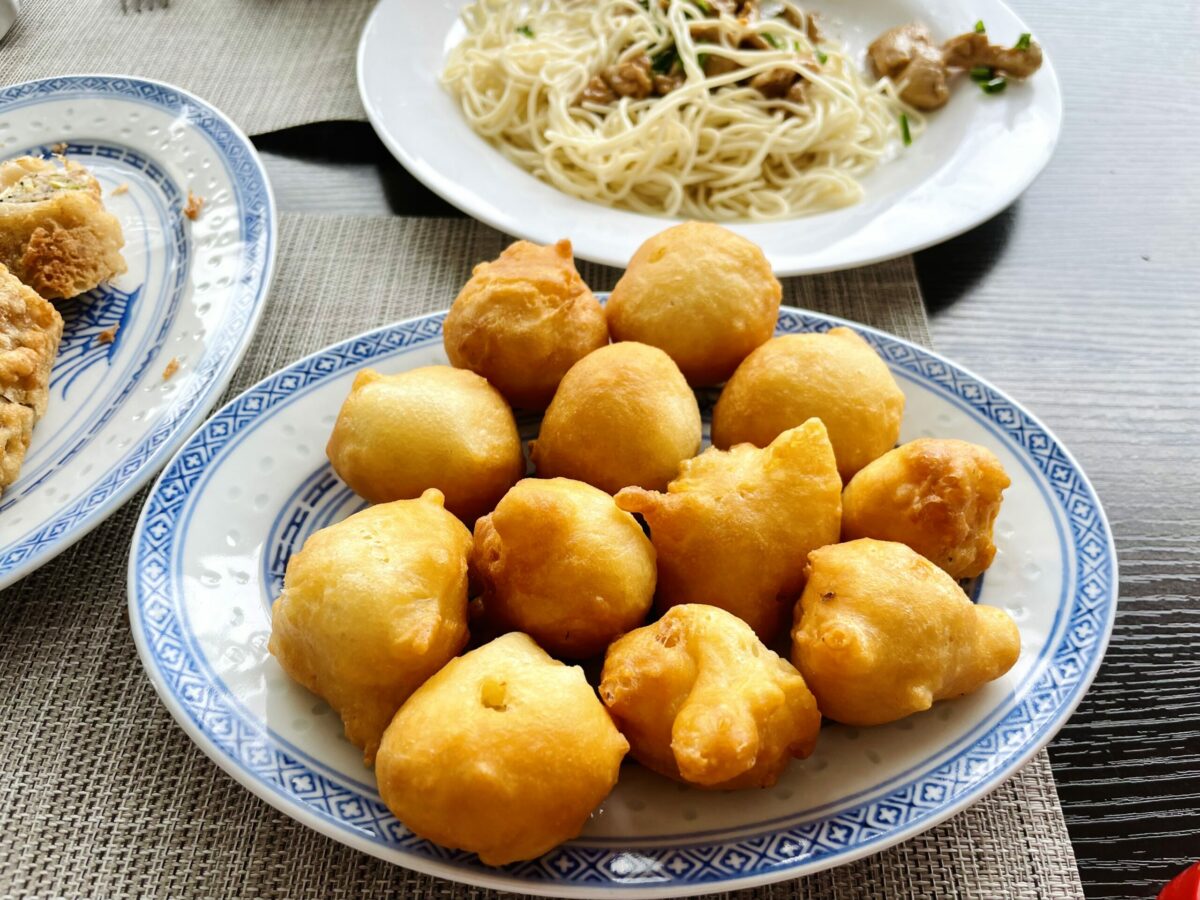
[130,305,1115,897]
[0,76,275,589]
[357,0,1063,276]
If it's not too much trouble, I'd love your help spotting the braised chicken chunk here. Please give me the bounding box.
[868,24,950,110]
[943,31,1043,78]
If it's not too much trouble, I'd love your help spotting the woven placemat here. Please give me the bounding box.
[0,215,1083,899]
[0,0,372,134]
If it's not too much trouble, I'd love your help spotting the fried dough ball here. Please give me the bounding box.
[791,539,1020,726]
[326,365,524,525]
[712,328,905,480]
[444,239,609,409]
[607,222,781,386]
[474,477,656,658]
[600,605,821,790]
[616,419,841,642]
[268,490,471,765]
[376,633,628,865]
[531,342,701,493]
[842,439,1011,579]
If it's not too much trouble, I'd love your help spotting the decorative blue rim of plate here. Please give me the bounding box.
[129,307,1117,898]
[0,75,276,589]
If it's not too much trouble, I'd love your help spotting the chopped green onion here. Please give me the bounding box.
[697,52,709,68]
[974,19,986,33]
[691,0,712,13]
[1015,32,1032,50]
[516,24,534,38]
[981,76,1007,94]
[969,65,993,82]
[651,46,679,73]
[817,49,828,64]
[763,32,785,50]
[899,113,912,146]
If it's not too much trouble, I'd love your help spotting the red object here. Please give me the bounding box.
[1160,862,1200,900]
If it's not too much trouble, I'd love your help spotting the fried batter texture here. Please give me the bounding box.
[444,239,608,409]
[531,342,701,493]
[326,365,524,525]
[842,438,1011,579]
[268,490,472,765]
[791,539,1020,726]
[712,328,904,480]
[601,605,821,789]
[615,419,841,642]
[474,477,656,657]
[607,222,781,386]
[376,633,629,865]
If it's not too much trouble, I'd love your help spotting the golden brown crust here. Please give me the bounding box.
[473,477,656,658]
[0,262,63,419]
[608,221,781,386]
[530,342,701,493]
[601,604,821,789]
[444,239,608,409]
[376,633,628,865]
[0,399,34,492]
[842,438,1011,579]
[791,539,1020,726]
[712,327,905,480]
[268,490,472,765]
[614,418,841,642]
[0,157,126,299]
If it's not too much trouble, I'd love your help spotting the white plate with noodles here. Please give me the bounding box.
[357,0,1062,275]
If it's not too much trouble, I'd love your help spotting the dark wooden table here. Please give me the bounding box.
[251,3,1199,897]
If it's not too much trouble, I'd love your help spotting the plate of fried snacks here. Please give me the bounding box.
[131,223,1114,897]
[0,76,275,588]
[358,0,1062,274]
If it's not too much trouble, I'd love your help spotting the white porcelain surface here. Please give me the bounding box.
[130,306,1116,897]
[357,0,1063,275]
[0,77,275,588]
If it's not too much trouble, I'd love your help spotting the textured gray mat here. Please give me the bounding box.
[0,215,1084,899]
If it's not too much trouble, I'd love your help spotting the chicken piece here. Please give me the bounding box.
[601,604,821,789]
[868,23,950,110]
[842,438,1011,580]
[616,419,842,643]
[0,262,63,420]
[580,75,616,105]
[943,31,1043,78]
[604,55,654,99]
[703,53,742,77]
[653,72,685,96]
[785,80,808,104]
[749,67,798,98]
[791,539,1021,726]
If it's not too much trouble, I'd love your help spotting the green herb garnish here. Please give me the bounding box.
[899,113,912,146]
[697,52,710,68]
[651,46,679,73]
[981,76,1007,94]
[974,19,986,33]
[691,0,712,13]
[1015,32,1032,50]
[969,65,993,82]
[516,24,534,38]
[763,32,785,50]
[817,49,828,64]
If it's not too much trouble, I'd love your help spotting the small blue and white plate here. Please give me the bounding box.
[129,308,1116,898]
[0,75,275,589]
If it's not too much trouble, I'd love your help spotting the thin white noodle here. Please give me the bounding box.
[442,0,923,221]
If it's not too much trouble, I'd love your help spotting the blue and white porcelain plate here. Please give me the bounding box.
[129,307,1116,898]
[0,76,275,589]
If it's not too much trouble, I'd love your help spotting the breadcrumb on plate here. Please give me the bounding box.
[162,357,180,380]
[98,324,119,345]
[184,191,204,220]
[110,183,129,197]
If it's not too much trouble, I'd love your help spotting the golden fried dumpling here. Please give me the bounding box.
[0,156,126,299]
[712,328,905,480]
[600,605,821,790]
[326,365,524,525]
[616,419,841,642]
[376,632,628,865]
[531,342,701,494]
[607,222,781,386]
[444,239,609,409]
[842,438,1011,579]
[268,490,472,764]
[474,477,656,658]
[791,539,1020,726]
